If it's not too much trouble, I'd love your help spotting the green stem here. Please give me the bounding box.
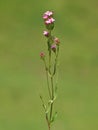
[50,76,54,121]
[46,113,51,130]
[51,76,54,99]
[53,46,59,76]
[49,50,51,74]
[43,59,51,99]
[49,46,59,122]
[48,30,52,75]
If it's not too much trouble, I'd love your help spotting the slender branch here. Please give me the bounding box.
[46,114,50,130]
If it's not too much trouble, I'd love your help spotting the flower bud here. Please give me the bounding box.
[40,52,45,60]
[54,37,60,45]
[43,31,49,37]
[51,44,56,53]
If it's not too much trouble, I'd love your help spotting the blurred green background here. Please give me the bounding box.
[0,0,98,130]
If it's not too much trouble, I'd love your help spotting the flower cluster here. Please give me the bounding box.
[43,11,55,30]
[40,11,60,59]
[43,11,55,24]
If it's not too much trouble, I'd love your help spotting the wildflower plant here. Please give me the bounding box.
[40,11,60,130]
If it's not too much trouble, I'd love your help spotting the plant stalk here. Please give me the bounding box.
[50,76,54,121]
[43,59,51,99]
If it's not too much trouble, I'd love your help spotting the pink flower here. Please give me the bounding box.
[40,52,45,59]
[43,31,49,37]
[45,18,55,24]
[43,14,48,20]
[44,11,53,16]
[43,11,54,20]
